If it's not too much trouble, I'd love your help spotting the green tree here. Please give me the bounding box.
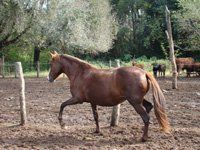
[111,0,149,58]
[0,0,34,50]
[175,0,200,51]
[44,0,117,53]
[110,0,181,59]
[1,0,118,62]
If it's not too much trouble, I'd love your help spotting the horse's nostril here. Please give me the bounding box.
[49,79,54,83]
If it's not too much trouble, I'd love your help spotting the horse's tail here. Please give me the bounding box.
[146,72,171,133]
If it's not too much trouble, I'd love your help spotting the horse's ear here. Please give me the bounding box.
[54,51,60,60]
[50,51,60,60]
[50,52,54,58]
[54,51,58,54]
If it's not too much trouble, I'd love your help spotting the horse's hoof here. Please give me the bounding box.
[93,131,103,136]
[94,130,100,134]
[142,126,145,131]
[60,123,67,129]
[141,137,148,142]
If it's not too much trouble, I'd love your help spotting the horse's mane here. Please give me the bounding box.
[61,54,97,69]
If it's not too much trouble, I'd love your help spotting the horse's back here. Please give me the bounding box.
[115,66,146,82]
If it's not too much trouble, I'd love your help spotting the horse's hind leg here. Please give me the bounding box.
[128,99,150,142]
[143,99,153,114]
[91,104,100,133]
[58,97,80,128]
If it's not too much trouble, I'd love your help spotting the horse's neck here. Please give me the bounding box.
[61,56,89,81]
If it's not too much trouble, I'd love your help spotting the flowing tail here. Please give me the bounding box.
[146,72,171,133]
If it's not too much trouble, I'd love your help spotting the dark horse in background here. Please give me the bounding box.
[47,51,170,142]
[153,64,166,77]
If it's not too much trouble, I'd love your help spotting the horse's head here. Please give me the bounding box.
[47,51,63,82]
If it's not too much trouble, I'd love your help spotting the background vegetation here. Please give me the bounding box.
[0,0,199,70]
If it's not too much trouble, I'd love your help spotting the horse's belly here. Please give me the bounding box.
[97,98,125,106]
[84,76,125,106]
[87,93,125,106]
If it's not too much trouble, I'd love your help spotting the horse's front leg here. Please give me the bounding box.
[91,104,100,133]
[58,97,80,129]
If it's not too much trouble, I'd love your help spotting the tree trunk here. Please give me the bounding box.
[36,61,40,78]
[34,46,40,70]
[165,6,178,89]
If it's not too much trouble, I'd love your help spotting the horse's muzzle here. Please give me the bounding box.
[47,75,54,83]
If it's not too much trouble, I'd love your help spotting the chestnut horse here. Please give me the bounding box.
[48,51,170,142]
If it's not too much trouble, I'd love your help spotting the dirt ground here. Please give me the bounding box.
[0,76,200,150]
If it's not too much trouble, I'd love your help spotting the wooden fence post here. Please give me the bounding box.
[110,59,121,126]
[165,6,178,89]
[37,61,40,78]
[15,62,27,125]
[109,60,112,68]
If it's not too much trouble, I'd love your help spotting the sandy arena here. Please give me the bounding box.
[0,77,200,149]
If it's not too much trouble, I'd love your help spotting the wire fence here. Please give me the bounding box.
[1,59,199,78]
[0,63,15,77]
[0,62,50,78]
[0,59,127,78]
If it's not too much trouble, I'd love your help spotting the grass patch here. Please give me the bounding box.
[23,70,49,77]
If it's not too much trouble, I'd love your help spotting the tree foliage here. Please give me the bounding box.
[0,0,34,50]
[175,0,200,51]
[1,0,117,54]
[44,0,117,53]
[109,0,181,60]
[0,0,199,62]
